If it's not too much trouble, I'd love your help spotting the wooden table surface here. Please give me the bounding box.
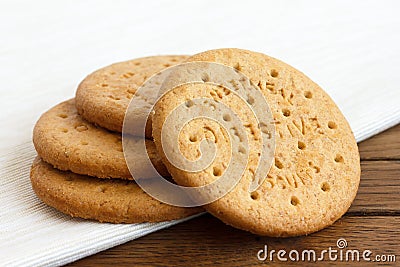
[69,124,400,266]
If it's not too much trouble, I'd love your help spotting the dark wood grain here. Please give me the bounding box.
[68,124,400,267]
[70,215,399,266]
[349,161,400,213]
[359,125,400,160]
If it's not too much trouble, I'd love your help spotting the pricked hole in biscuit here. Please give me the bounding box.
[201,73,210,82]
[238,146,246,154]
[234,62,242,71]
[250,191,260,200]
[58,114,68,119]
[108,95,121,100]
[101,83,108,87]
[61,128,68,133]
[98,186,107,193]
[247,95,255,105]
[185,100,194,108]
[275,159,284,169]
[80,141,89,146]
[170,58,178,62]
[213,167,222,177]
[75,125,88,132]
[328,121,337,129]
[304,91,313,99]
[298,141,306,150]
[189,135,198,142]
[270,69,279,77]
[223,114,231,122]
[265,177,275,188]
[314,166,320,173]
[163,63,171,67]
[334,154,344,163]
[282,108,291,117]
[290,196,300,206]
[134,62,141,66]
[321,182,331,192]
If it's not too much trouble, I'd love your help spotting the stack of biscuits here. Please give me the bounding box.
[31,49,360,237]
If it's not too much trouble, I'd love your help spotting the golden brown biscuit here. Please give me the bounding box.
[30,157,203,223]
[33,99,168,179]
[152,48,360,236]
[75,55,189,137]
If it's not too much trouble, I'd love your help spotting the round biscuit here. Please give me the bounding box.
[30,157,202,223]
[33,99,168,179]
[152,48,360,236]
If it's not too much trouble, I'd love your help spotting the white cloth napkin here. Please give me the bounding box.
[1,1,399,266]
[0,144,203,266]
